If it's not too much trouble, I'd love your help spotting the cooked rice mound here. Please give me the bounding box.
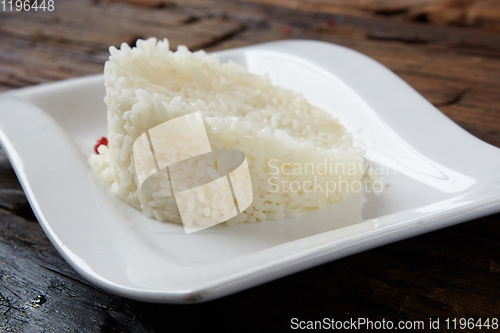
[90,38,366,225]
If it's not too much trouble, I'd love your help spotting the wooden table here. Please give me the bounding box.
[1,0,499,331]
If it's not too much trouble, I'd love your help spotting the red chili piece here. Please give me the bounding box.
[94,136,108,154]
[283,25,292,34]
[324,19,335,27]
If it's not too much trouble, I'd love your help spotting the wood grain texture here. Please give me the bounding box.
[0,0,499,331]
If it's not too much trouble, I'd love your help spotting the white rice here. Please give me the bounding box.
[90,38,367,225]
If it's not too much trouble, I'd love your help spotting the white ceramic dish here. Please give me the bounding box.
[1,40,500,303]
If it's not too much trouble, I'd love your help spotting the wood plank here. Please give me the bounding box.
[227,0,500,31]
[0,2,243,52]
[173,0,440,18]
[109,0,168,8]
[410,0,500,30]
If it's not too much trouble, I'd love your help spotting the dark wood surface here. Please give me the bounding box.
[1,0,500,331]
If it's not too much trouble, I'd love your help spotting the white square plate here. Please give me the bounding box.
[1,40,500,303]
